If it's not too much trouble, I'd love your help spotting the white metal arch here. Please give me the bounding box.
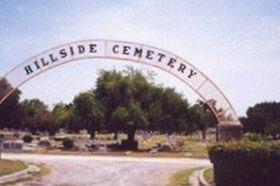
[0,39,241,125]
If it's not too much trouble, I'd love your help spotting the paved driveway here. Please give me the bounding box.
[2,153,211,186]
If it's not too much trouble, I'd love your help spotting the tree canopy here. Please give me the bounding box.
[72,92,105,138]
[0,78,21,129]
[241,101,280,139]
[20,99,54,134]
[0,68,217,141]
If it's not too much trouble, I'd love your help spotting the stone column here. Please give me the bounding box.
[217,121,243,141]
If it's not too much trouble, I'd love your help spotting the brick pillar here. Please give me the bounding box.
[218,121,243,141]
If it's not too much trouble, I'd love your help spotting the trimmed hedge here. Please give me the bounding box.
[208,141,280,186]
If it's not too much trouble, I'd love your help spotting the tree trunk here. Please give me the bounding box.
[127,129,136,141]
[90,130,96,139]
[114,132,118,140]
[202,130,206,140]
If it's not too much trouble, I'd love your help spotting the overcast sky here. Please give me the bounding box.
[0,0,280,116]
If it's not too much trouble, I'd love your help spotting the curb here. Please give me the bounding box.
[198,168,212,186]
[0,164,40,184]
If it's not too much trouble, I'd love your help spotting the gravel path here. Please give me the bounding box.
[2,153,211,186]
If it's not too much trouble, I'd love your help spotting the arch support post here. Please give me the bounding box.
[217,122,243,141]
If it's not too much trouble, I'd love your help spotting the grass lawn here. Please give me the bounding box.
[138,135,209,159]
[19,133,211,159]
[1,164,50,186]
[34,136,209,159]
[44,141,209,159]
[183,141,208,159]
[167,168,201,186]
[203,168,214,184]
[0,159,28,176]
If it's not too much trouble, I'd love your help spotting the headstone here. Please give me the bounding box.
[38,139,52,148]
[2,141,23,151]
[97,145,108,153]
[149,148,158,155]
[79,144,88,153]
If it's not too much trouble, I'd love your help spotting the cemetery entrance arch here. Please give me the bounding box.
[0,39,242,140]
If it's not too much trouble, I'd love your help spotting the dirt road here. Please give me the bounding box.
[2,153,211,186]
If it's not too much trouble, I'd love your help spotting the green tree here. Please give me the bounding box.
[160,88,190,134]
[52,103,74,131]
[146,99,164,132]
[189,106,208,139]
[242,102,280,138]
[111,103,149,142]
[0,78,22,129]
[111,106,129,138]
[189,100,217,139]
[73,92,104,138]
[125,103,149,141]
[95,70,131,128]
[95,68,197,135]
[20,99,54,134]
[124,67,150,104]
[264,122,280,139]
[95,69,147,130]
[95,68,221,138]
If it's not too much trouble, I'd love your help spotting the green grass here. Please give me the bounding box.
[18,133,211,159]
[138,135,209,159]
[203,168,214,184]
[167,168,201,186]
[31,164,50,177]
[1,164,50,186]
[183,141,208,159]
[0,160,28,176]
[26,135,210,159]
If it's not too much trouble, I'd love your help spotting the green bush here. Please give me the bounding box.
[208,141,280,186]
[23,134,33,143]
[245,132,267,141]
[0,134,4,139]
[62,137,74,149]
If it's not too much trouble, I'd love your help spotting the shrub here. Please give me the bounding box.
[62,137,74,150]
[245,132,267,141]
[0,134,4,139]
[208,141,280,186]
[23,134,33,143]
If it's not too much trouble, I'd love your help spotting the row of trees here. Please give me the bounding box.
[240,101,280,139]
[2,68,280,141]
[0,68,216,142]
